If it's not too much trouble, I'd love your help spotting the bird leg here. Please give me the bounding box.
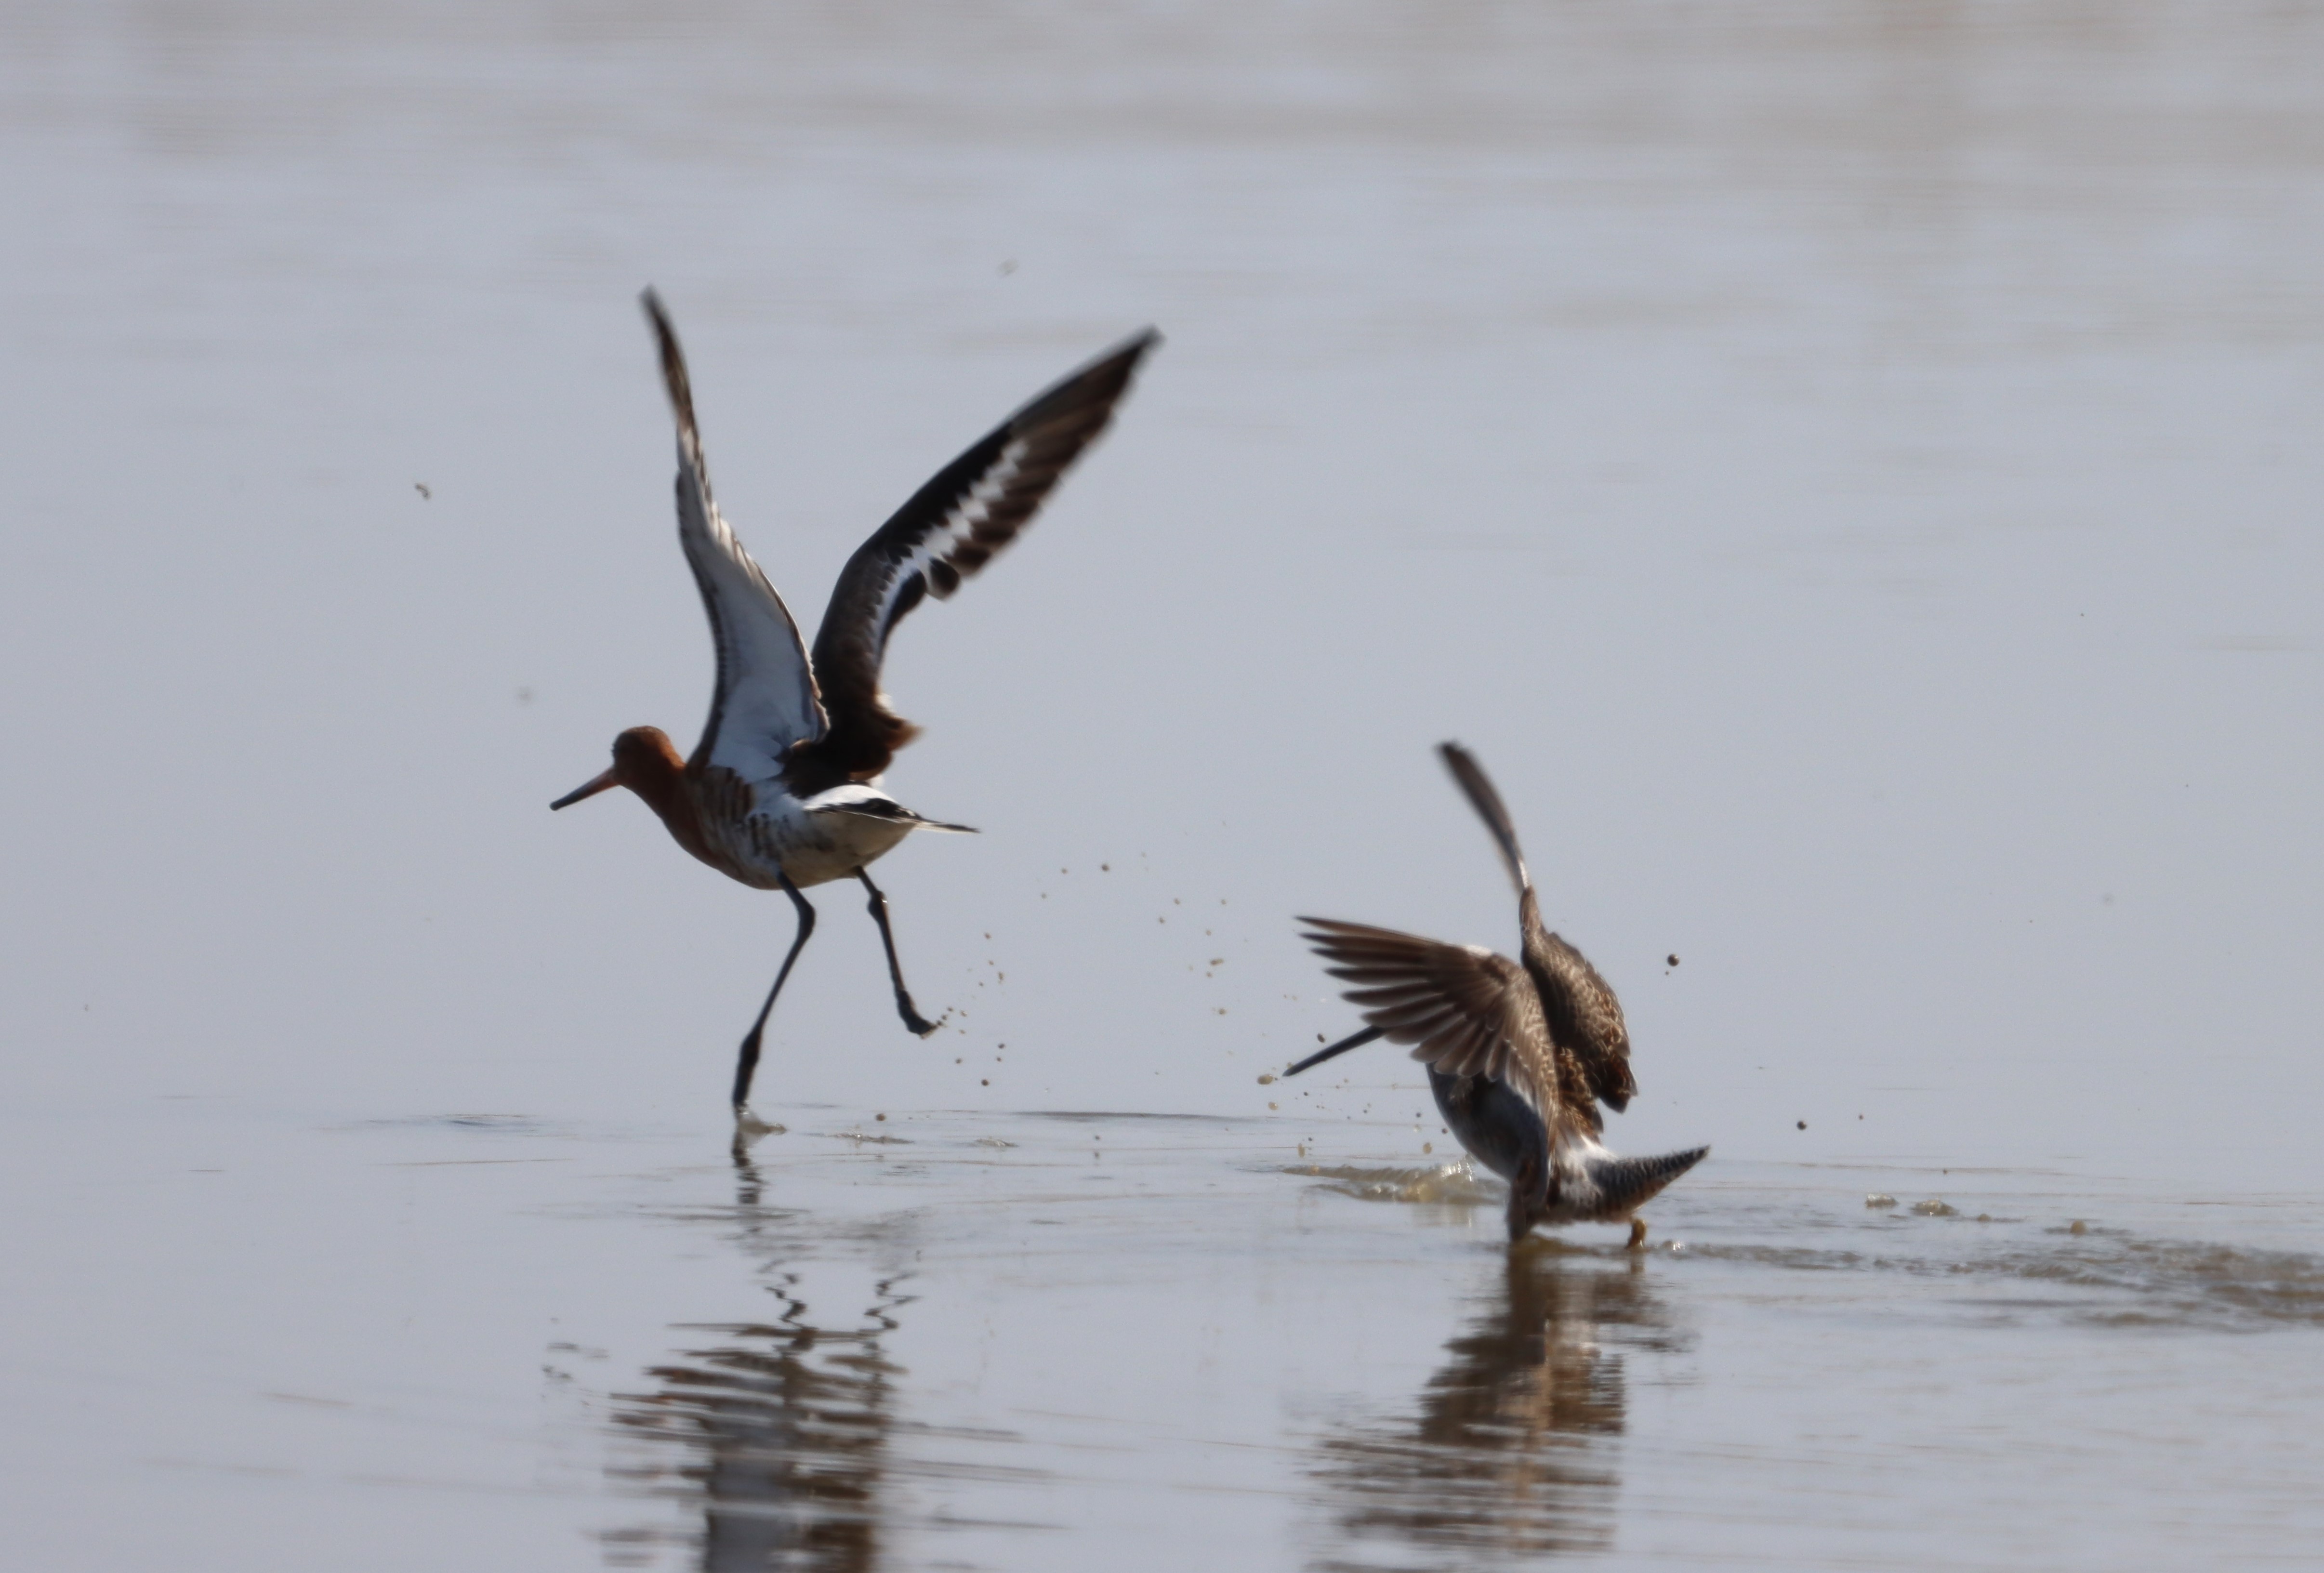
[1506,1151,1543,1244]
[1627,1218,1649,1251]
[857,868,940,1036]
[734,873,817,1115]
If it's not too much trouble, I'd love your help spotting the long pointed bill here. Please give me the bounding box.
[1284,1023,1386,1077]
[550,766,621,810]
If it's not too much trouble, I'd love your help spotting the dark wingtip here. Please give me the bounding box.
[1104,326,1163,365]
[1012,326,1162,432]
[639,287,697,438]
[1436,740,1530,894]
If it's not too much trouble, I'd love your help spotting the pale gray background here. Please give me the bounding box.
[7,2,2318,1169]
[4,4,2320,1568]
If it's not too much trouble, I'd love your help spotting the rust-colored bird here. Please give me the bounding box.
[555,291,1157,1117]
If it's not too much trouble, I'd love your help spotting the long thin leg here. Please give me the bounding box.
[734,873,817,1113]
[1283,1023,1386,1077]
[857,868,939,1036]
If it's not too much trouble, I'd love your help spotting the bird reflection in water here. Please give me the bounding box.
[1307,1249,1683,1568]
[604,1151,909,1573]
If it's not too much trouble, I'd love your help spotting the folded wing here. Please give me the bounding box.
[800,328,1160,785]
[1297,918,1560,1122]
[1527,926,1638,1112]
[643,291,828,788]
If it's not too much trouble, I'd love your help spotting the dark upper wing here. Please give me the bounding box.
[800,329,1160,782]
[1297,918,1560,1121]
[643,290,827,786]
[1439,741,1531,894]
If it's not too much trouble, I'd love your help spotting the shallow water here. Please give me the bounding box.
[9,1099,2319,1570]
[5,1,2324,1566]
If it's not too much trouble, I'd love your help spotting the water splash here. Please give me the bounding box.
[1285,1161,1501,1206]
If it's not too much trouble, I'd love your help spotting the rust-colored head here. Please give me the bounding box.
[550,726,686,810]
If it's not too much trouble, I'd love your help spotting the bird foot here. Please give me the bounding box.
[1627,1218,1649,1251]
[733,1105,785,1144]
[898,1002,946,1038]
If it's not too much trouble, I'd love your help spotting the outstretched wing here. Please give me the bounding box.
[801,328,1160,783]
[643,290,827,786]
[1297,918,1561,1121]
[1439,741,1531,893]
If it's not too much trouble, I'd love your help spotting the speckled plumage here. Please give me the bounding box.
[1291,743,1706,1241]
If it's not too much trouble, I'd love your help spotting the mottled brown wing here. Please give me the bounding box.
[1443,742,1635,1110]
[796,329,1160,784]
[1521,908,1638,1111]
[1297,918,1560,1120]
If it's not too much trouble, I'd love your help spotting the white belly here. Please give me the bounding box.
[706,800,919,891]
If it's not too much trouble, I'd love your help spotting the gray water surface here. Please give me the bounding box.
[4,3,2322,1567]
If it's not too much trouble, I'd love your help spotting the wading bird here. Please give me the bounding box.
[555,292,1157,1117]
[1287,743,1706,1243]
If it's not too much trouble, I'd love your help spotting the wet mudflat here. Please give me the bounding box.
[6,1,2324,1567]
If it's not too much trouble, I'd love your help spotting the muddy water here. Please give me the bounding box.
[5,2,2323,1567]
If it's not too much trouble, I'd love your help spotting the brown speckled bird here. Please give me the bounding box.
[1287,743,1707,1243]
